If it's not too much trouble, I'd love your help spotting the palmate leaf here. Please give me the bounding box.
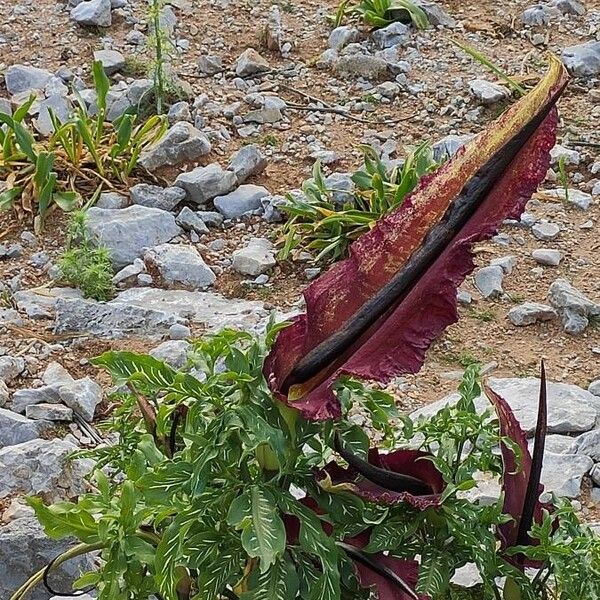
[265,57,568,421]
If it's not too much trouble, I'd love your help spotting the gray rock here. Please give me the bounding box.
[469,79,510,105]
[169,323,191,340]
[197,210,224,228]
[86,205,181,268]
[130,183,186,211]
[59,377,102,422]
[243,107,283,124]
[176,206,209,234]
[150,340,190,368]
[522,4,553,26]
[508,302,557,326]
[457,290,472,305]
[5,64,53,95]
[26,403,73,421]
[432,134,474,162]
[591,465,600,486]
[325,172,355,205]
[235,48,270,76]
[144,243,216,290]
[414,0,455,26]
[43,362,75,387]
[0,381,8,406]
[93,49,125,75]
[328,25,360,50]
[552,0,585,15]
[0,438,91,501]
[0,517,96,600]
[11,385,62,413]
[589,380,600,397]
[490,255,516,274]
[138,122,212,171]
[0,308,23,326]
[414,377,600,435]
[0,409,52,447]
[569,430,600,461]
[167,101,191,124]
[372,22,409,49]
[232,238,276,276]
[561,41,600,77]
[214,184,270,219]
[541,434,577,454]
[0,356,25,383]
[198,54,223,75]
[228,145,267,184]
[115,287,269,333]
[54,295,185,338]
[70,0,112,26]
[174,163,237,206]
[112,259,145,285]
[532,221,560,241]
[334,54,389,79]
[261,195,287,223]
[36,95,71,136]
[540,452,593,498]
[550,144,580,166]
[531,249,562,266]
[544,187,592,210]
[97,191,128,209]
[548,278,600,335]
[474,265,504,299]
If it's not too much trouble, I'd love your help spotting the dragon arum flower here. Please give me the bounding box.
[264,56,568,422]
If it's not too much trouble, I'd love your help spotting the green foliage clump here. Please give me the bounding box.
[12,329,600,600]
[333,0,429,29]
[0,60,166,230]
[58,210,115,302]
[279,143,438,263]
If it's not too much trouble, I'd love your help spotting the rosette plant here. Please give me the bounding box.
[14,57,600,600]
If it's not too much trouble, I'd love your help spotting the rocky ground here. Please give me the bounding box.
[1,0,600,596]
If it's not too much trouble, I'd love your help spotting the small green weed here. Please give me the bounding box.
[333,0,429,29]
[558,155,570,203]
[469,308,496,322]
[58,210,115,301]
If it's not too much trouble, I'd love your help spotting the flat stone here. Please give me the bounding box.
[589,380,600,397]
[176,206,209,234]
[26,403,73,421]
[0,438,91,501]
[174,163,237,206]
[198,54,223,75]
[112,259,145,285]
[507,302,557,326]
[116,287,269,333]
[139,122,211,171]
[214,184,270,219]
[532,248,562,266]
[235,48,270,76]
[130,183,186,211]
[474,265,504,299]
[469,79,510,105]
[0,517,96,600]
[43,362,75,386]
[11,385,62,413]
[334,54,389,79]
[0,308,23,326]
[561,41,600,77]
[93,49,125,75]
[85,205,181,268]
[144,243,216,290]
[490,255,517,274]
[5,64,53,95]
[544,187,592,210]
[232,238,276,276]
[228,145,267,184]
[150,340,191,369]
[197,211,225,228]
[0,408,52,448]
[532,221,560,241]
[70,0,112,26]
[54,295,184,338]
[414,377,600,435]
[550,144,580,166]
